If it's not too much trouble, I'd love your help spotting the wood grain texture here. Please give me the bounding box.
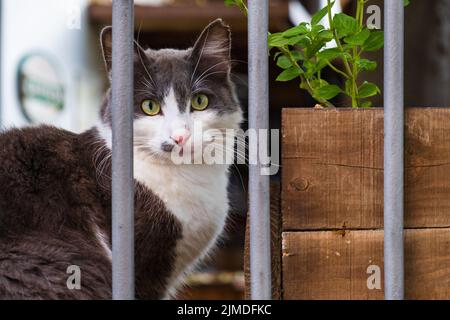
[89,1,289,33]
[282,228,450,300]
[282,108,450,230]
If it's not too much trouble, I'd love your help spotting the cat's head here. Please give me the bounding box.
[99,19,242,165]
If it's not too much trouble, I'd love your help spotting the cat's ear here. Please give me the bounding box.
[100,26,113,72]
[191,19,231,70]
[100,26,147,74]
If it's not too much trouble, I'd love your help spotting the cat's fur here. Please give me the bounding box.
[0,19,242,299]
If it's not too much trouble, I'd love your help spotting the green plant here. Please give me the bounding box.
[225,0,410,108]
[224,0,247,16]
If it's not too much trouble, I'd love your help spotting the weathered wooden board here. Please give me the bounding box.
[282,228,450,300]
[282,108,450,230]
[89,1,289,33]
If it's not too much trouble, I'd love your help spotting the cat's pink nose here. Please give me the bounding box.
[171,129,190,146]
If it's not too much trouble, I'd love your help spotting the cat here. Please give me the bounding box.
[0,18,242,299]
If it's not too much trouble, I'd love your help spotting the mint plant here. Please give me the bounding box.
[225,0,410,108]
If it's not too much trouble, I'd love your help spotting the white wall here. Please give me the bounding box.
[1,0,105,132]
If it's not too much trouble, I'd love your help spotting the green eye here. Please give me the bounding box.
[141,99,161,116]
[191,94,209,111]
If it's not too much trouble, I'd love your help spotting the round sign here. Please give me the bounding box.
[17,54,65,123]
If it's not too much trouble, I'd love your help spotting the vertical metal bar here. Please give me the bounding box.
[0,0,2,127]
[248,0,271,300]
[384,0,404,300]
[111,0,134,300]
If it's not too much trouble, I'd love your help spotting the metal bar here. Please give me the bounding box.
[111,0,135,300]
[248,0,271,300]
[0,0,2,127]
[384,0,405,300]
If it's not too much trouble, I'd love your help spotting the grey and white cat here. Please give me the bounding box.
[0,19,242,299]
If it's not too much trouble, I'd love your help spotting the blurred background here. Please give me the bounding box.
[0,0,448,299]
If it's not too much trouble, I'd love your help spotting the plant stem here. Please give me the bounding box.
[239,0,248,16]
[351,0,367,108]
[281,47,335,108]
[326,61,349,79]
[327,0,353,78]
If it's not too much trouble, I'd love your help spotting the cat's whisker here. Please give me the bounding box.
[192,70,229,89]
[206,142,250,166]
[141,78,155,91]
[134,33,156,88]
[91,142,113,190]
[192,58,247,87]
[190,27,211,87]
[192,61,230,87]
[231,163,247,194]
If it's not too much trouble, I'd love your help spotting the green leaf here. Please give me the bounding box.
[224,0,236,6]
[306,40,327,59]
[317,30,334,41]
[224,0,248,15]
[344,28,370,46]
[358,82,380,98]
[311,1,334,25]
[273,51,283,60]
[311,24,325,34]
[403,0,410,6]
[276,67,302,82]
[316,48,342,61]
[290,51,303,61]
[315,84,342,100]
[362,31,384,51]
[268,33,289,47]
[333,13,359,38]
[303,60,316,76]
[356,59,377,71]
[310,79,329,90]
[291,36,312,47]
[361,101,373,108]
[282,23,309,38]
[287,35,308,45]
[304,58,327,76]
[276,55,292,69]
[315,58,329,72]
[344,79,352,95]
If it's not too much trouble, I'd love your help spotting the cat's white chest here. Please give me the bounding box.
[134,156,230,285]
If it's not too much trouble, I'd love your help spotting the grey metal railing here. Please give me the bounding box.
[108,0,405,302]
[111,0,135,300]
[384,0,405,300]
[248,0,272,300]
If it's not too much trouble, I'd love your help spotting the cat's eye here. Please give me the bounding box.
[141,99,161,116]
[191,94,209,111]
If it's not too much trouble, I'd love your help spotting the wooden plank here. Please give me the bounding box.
[88,1,289,33]
[282,108,450,230]
[282,228,450,300]
[244,182,282,300]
